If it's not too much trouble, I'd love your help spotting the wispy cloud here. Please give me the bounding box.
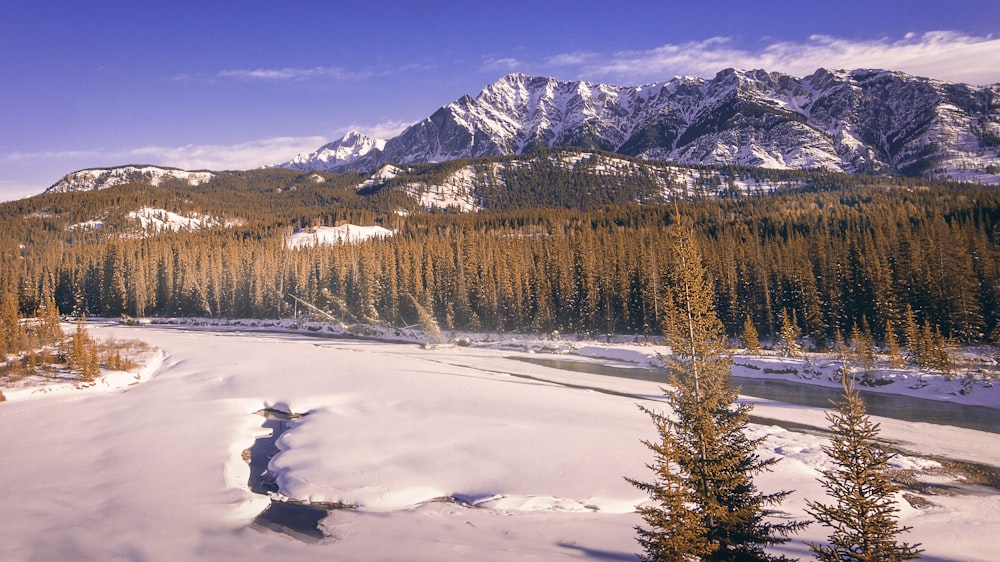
[217,66,374,81]
[493,31,1000,85]
[334,119,414,140]
[6,136,330,172]
[215,62,431,83]
[482,57,524,73]
[126,136,330,169]
[6,149,103,162]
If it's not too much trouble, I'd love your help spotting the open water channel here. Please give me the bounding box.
[516,356,1000,435]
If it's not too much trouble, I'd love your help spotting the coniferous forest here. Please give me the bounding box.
[2,156,999,350]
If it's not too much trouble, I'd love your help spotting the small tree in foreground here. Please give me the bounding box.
[629,225,804,561]
[806,375,922,562]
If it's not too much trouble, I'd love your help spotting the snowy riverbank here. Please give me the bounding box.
[1,321,998,561]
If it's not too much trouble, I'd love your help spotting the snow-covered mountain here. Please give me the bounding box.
[274,131,387,172]
[280,69,1000,184]
[45,165,215,193]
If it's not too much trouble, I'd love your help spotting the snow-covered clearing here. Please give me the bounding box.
[1,323,998,561]
[285,224,394,248]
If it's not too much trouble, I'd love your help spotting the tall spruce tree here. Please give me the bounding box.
[806,375,922,561]
[629,224,803,561]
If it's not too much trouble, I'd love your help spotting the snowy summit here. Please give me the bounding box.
[275,131,388,173]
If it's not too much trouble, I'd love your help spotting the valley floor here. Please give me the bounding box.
[1,321,998,561]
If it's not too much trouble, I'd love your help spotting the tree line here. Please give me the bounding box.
[3,181,998,349]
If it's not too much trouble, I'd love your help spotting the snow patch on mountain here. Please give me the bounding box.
[69,207,234,234]
[127,207,234,232]
[407,166,481,212]
[356,164,407,190]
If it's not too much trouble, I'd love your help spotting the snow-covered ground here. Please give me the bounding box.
[1,322,998,561]
[285,224,394,248]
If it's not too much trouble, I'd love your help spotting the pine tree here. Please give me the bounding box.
[902,305,922,366]
[779,308,802,358]
[1,289,25,357]
[630,225,803,562]
[628,405,713,561]
[885,321,904,370]
[36,295,63,347]
[918,322,955,376]
[68,315,100,383]
[743,315,761,356]
[850,320,876,375]
[832,328,847,362]
[806,375,922,562]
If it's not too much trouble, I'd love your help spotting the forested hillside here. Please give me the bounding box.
[2,155,998,348]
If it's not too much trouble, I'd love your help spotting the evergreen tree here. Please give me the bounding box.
[902,305,923,366]
[885,321,904,370]
[743,315,761,356]
[832,328,847,361]
[806,375,922,562]
[68,315,100,383]
[851,320,876,375]
[1,289,24,357]
[630,225,803,562]
[628,405,713,561]
[779,308,802,358]
[918,322,955,376]
[36,295,63,346]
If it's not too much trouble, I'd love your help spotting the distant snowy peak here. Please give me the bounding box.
[276,131,387,172]
[45,166,214,194]
[279,68,1000,185]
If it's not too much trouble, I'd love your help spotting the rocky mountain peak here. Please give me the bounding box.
[275,131,387,173]
[274,69,1000,185]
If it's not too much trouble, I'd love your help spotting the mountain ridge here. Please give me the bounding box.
[44,165,216,194]
[276,68,1000,185]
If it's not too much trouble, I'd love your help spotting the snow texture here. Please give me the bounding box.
[1,321,998,561]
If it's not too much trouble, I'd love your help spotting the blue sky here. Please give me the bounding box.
[2,0,999,200]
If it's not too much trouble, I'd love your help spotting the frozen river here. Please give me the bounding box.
[516,356,1000,434]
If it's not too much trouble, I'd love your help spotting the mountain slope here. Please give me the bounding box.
[45,165,215,193]
[282,69,1000,184]
[352,148,812,212]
